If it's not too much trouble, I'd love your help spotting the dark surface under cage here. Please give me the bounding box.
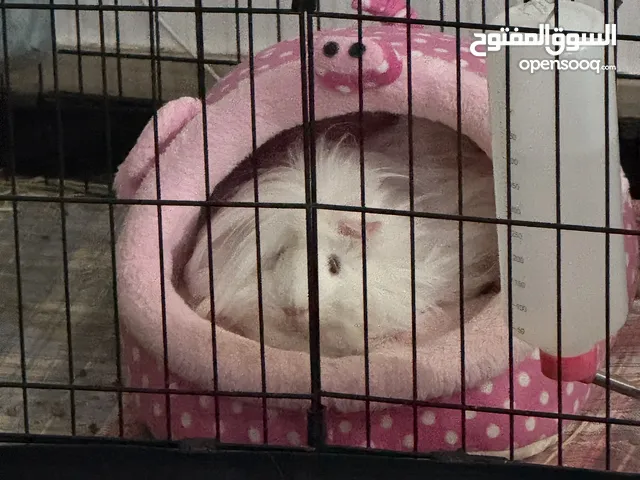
[0,444,639,480]
[2,0,640,478]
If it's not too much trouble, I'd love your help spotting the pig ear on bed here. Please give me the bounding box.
[113,96,202,199]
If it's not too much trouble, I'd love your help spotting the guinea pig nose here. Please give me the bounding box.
[348,42,366,58]
[323,41,339,57]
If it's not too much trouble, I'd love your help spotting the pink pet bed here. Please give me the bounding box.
[112,0,640,459]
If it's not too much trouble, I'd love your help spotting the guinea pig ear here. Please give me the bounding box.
[338,219,382,239]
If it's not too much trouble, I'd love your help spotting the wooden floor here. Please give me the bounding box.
[0,178,123,437]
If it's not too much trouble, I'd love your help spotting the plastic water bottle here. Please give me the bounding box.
[484,0,627,381]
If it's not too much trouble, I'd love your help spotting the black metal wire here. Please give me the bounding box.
[145,0,172,440]
[502,1,516,461]
[603,0,613,471]
[454,0,467,454]
[294,0,325,449]
[96,0,124,438]
[47,0,78,436]
[1,0,30,436]
[553,0,564,467]
[193,0,221,446]
[113,0,123,96]
[353,0,372,450]
[245,0,270,445]
[402,0,419,455]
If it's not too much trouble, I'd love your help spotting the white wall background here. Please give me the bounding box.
[53,0,640,74]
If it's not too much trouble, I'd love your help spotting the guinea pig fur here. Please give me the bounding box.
[183,117,499,358]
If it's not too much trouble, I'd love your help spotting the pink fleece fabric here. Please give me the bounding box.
[113,0,639,457]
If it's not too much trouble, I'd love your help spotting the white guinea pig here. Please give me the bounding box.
[182,116,499,358]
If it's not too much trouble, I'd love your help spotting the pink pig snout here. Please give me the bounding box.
[314,36,402,94]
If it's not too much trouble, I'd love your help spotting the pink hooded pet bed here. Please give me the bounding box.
[113,0,640,459]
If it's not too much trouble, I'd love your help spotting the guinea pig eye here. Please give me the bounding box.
[328,254,341,275]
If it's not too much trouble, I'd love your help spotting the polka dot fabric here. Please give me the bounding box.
[116,1,640,459]
[124,330,593,454]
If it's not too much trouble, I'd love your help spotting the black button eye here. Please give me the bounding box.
[323,41,339,57]
[328,254,341,275]
[348,42,366,58]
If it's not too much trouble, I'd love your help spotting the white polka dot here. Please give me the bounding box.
[328,429,334,441]
[503,399,515,409]
[134,393,140,407]
[220,84,230,92]
[518,372,531,387]
[540,391,550,405]
[525,417,536,431]
[232,401,243,414]
[339,420,352,433]
[153,402,162,417]
[141,375,149,388]
[280,51,294,58]
[402,434,414,449]
[336,85,351,94]
[465,410,477,420]
[566,382,574,395]
[287,431,301,446]
[199,396,210,408]
[411,50,423,58]
[540,433,547,440]
[181,412,192,428]
[486,424,501,438]
[460,59,469,68]
[573,399,580,413]
[364,82,377,88]
[380,415,393,429]
[257,64,270,71]
[414,37,427,44]
[376,60,389,73]
[169,382,178,390]
[434,47,448,53]
[480,381,493,394]
[421,411,436,426]
[132,347,140,362]
[391,41,403,46]
[461,46,469,52]
[531,349,541,360]
[445,430,458,445]
[248,427,261,443]
[479,58,486,64]
[262,49,275,57]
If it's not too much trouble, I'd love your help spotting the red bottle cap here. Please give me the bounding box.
[539,346,599,383]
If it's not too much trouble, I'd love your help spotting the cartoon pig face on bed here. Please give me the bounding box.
[314,32,403,94]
